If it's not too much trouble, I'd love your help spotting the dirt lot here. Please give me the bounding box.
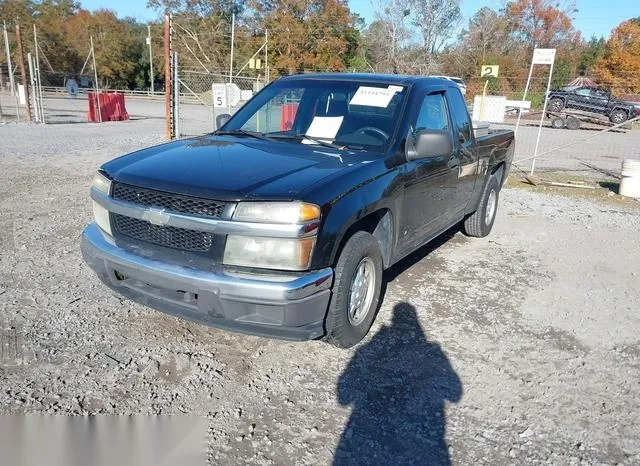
[1,120,640,465]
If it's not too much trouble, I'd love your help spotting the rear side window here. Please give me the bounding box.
[447,89,472,143]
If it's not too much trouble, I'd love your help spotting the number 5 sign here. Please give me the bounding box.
[212,83,227,108]
[481,65,499,78]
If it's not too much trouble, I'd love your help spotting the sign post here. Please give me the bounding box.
[516,48,556,175]
[479,65,499,120]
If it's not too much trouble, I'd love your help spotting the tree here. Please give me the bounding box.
[253,0,358,75]
[595,19,640,94]
[505,0,579,48]
[577,36,606,76]
[411,0,461,55]
[365,0,412,73]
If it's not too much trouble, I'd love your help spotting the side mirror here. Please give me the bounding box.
[406,129,454,161]
[216,113,231,129]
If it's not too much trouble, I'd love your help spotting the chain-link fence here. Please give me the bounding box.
[176,67,265,136]
[463,72,640,183]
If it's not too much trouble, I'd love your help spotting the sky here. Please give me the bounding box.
[80,0,639,40]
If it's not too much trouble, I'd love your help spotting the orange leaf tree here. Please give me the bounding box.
[594,20,640,94]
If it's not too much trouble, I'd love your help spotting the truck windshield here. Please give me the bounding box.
[221,79,408,151]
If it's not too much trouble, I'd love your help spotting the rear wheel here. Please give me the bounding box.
[551,117,565,129]
[463,174,500,238]
[548,97,565,112]
[610,109,628,124]
[324,231,383,348]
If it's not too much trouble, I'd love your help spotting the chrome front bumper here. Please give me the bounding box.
[80,223,333,340]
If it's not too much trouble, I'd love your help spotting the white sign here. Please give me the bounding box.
[212,83,226,108]
[532,48,556,65]
[240,90,253,101]
[305,116,343,141]
[349,86,397,108]
[212,82,242,108]
[18,84,26,105]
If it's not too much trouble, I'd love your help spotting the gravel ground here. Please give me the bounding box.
[1,120,640,464]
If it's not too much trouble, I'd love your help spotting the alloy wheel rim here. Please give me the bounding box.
[348,257,376,326]
[485,189,497,225]
[612,113,625,123]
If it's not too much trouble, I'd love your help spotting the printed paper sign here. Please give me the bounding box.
[305,116,344,141]
[349,86,397,108]
[532,48,556,65]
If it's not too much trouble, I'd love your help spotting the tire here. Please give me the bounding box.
[548,97,565,112]
[463,174,500,238]
[610,109,628,124]
[551,117,565,129]
[324,231,383,348]
[565,117,581,130]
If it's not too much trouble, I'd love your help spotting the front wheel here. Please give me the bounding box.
[610,109,628,124]
[463,175,500,238]
[324,231,383,348]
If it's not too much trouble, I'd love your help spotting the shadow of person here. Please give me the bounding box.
[334,303,462,466]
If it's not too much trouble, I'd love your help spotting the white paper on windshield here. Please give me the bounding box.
[388,85,404,93]
[304,116,344,141]
[349,86,397,108]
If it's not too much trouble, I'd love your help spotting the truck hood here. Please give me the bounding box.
[102,135,372,201]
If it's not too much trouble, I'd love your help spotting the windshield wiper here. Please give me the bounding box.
[214,129,272,141]
[268,133,345,150]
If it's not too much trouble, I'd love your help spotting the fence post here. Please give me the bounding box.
[27,53,40,122]
[173,52,180,138]
[2,22,15,96]
[164,14,173,139]
[33,24,45,123]
[15,24,31,121]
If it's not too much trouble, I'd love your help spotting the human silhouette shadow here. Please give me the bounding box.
[334,303,462,466]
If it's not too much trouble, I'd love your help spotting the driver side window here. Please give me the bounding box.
[415,93,449,134]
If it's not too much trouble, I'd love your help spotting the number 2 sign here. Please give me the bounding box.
[481,65,499,78]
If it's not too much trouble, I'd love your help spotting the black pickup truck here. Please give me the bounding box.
[546,86,638,124]
[81,73,514,348]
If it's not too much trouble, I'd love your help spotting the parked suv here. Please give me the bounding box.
[546,86,636,124]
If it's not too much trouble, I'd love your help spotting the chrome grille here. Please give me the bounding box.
[113,214,213,252]
[112,183,226,218]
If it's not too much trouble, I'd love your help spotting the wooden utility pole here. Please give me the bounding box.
[15,24,31,121]
[164,14,172,139]
[90,36,102,123]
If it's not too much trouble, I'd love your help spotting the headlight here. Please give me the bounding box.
[223,236,315,270]
[233,202,320,224]
[92,171,112,235]
[92,201,112,235]
[92,171,111,195]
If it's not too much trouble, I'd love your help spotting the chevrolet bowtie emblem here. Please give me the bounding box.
[142,208,170,226]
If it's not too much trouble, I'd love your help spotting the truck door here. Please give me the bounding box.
[591,88,610,113]
[446,87,478,211]
[569,88,593,111]
[399,91,459,253]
